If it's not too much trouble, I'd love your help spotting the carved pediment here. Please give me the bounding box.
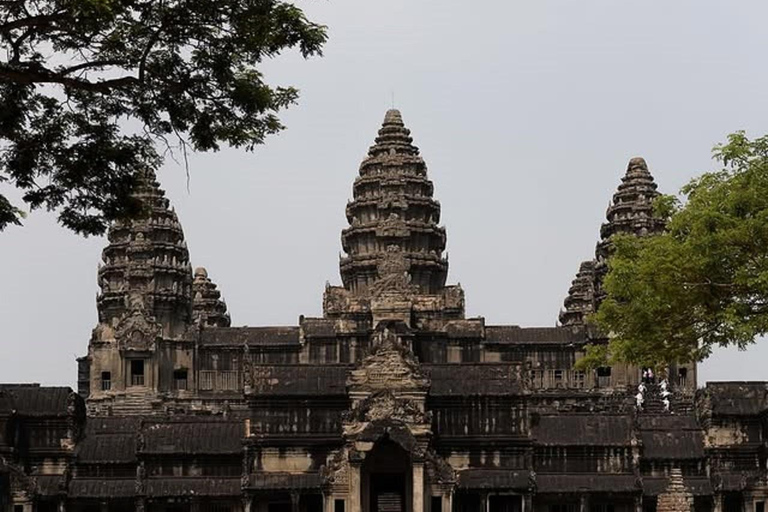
[347,327,429,393]
[115,293,161,352]
[344,390,431,425]
[368,245,419,298]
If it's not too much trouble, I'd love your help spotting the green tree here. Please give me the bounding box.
[0,0,326,235]
[584,132,768,369]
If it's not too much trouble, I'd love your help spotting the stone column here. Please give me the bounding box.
[324,494,334,512]
[442,492,453,512]
[713,495,723,512]
[242,496,253,512]
[523,494,533,512]
[58,498,66,512]
[580,494,590,512]
[291,492,301,512]
[349,464,362,512]
[634,495,643,512]
[480,493,489,512]
[413,464,425,512]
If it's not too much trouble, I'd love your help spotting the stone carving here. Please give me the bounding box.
[320,448,349,491]
[115,292,161,352]
[369,245,416,297]
[347,327,429,393]
[344,390,431,425]
[424,448,456,484]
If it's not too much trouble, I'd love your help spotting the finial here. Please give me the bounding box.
[194,267,208,279]
[627,157,648,171]
[383,109,403,126]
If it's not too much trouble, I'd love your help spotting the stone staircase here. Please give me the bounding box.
[638,384,695,415]
[89,392,160,416]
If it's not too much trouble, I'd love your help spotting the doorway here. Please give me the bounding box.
[130,359,146,386]
[362,438,411,512]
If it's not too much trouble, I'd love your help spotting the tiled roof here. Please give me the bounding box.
[707,382,768,416]
[145,477,241,497]
[485,326,588,345]
[69,479,136,498]
[428,364,523,396]
[142,420,243,454]
[249,365,349,396]
[640,431,705,460]
[536,474,640,493]
[76,433,136,463]
[457,470,531,490]
[200,327,300,347]
[0,385,73,416]
[534,415,633,446]
[248,472,322,490]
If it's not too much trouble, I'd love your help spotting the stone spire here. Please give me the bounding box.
[559,260,596,326]
[593,157,666,300]
[340,109,448,295]
[559,157,667,324]
[96,169,193,338]
[192,267,231,327]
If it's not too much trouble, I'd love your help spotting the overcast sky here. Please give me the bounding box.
[2,1,768,387]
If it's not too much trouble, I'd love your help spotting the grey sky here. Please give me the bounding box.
[2,1,767,387]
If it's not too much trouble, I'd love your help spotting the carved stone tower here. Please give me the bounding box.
[86,169,198,414]
[340,109,447,295]
[560,157,666,325]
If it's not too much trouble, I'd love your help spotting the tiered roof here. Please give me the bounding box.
[96,169,192,333]
[560,157,666,325]
[340,109,448,295]
[192,267,231,327]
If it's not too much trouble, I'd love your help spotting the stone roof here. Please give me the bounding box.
[640,431,705,460]
[533,415,633,446]
[248,365,350,396]
[248,472,323,490]
[141,420,243,454]
[428,364,524,396]
[76,433,136,463]
[484,326,588,345]
[536,474,640,494]
[200,326,300,347]
[457,470,531,490]
[706,382,768,416]
[69,479,136,498]
[559,260,597,327]
[0,385,74,417]
[145,477,242,497]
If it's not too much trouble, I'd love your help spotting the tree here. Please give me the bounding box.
[0,0,326,235]
[582,132,768,369]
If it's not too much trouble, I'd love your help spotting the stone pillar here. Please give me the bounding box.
[243,496,253,512]
[58,498,66,512]
[349,464,362,512]
[634,495,643,512]
[442,492,453,512]
[480,493,489,512]
[714,494,724,512]
[413,464,425,512]
[324,494,334,512]
[523,494,533,512]
[580,494,590,512]
[291,492,301,512]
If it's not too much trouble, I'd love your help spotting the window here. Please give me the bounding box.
[554,369,564,382]
[596,366,612,387]
[678,367,688,387]
[173,369,188,390]
[755,502,764,512]
[432,497,443,512]
[101,371,111,391]
[573,370,585,388]
[335,499,346,512]
[130,359,145,386]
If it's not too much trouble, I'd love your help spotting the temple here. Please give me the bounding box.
[2,111,767,512]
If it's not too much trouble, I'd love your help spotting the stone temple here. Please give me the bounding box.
[1,110,767,512]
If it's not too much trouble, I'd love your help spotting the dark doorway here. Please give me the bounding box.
[362,437,410,512]
[490,496,522,512]
[130,359,145,386]
[370,473,406,512]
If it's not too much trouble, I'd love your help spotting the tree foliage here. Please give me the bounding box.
[0,0,326,235]
[588,132,768,369]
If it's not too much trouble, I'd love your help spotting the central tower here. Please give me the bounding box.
[340,109,448,295]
